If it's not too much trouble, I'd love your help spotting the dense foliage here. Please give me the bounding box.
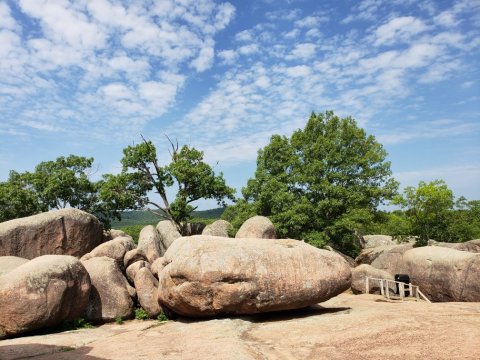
[224,111,398,256]
[393,180,480,245]
[0,155,123,226]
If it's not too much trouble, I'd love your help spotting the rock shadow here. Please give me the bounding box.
[174,305,352,324]
[0,344,104,360]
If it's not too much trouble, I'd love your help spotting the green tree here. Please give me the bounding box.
[0,155,131,227]
[394,180,453,245]
[394,181,480,245]
[26,155,98,210]
[0,171,46,222]
[110,137,235,234]
[228,111,398,256]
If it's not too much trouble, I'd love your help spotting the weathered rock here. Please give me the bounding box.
[400,246,480,302]
[82,257,134,322]
[360,235,395,249]
[137,226,161,263]
[324,246,355,267]
[429,239,480,253]
[356,244,413,275]
[134,267,161,318]
[150,257,163,277]
[235,216,276,239]
[0,209,103,259]
[158,235,351,317]
[156,220,181,254]
[126,260,151,284]
[124,248,148,269]
[0,256,29,276]
[81,236,135,269]
[351,264,395,295]
[109,229,128,240]
[126,282,137,300]
[202,220,233,237]
[0,255,91,338]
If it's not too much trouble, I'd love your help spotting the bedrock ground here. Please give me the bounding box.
[1,293,479,360]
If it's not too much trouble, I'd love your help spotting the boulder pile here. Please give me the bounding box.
[0,211,354,338]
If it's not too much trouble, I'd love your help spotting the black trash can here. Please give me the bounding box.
[394,274,410,296]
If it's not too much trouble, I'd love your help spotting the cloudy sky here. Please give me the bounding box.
[1,0,479,208]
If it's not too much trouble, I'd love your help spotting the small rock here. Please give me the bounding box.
[82,236,135,270]
[202,220,233,237]
[156,220,181,254]
[137,225,161,263]
[134,267,161,318]
[235,216,276,239]
[360,235,395,249]
[124,248,148,269]
[126,260,151,284]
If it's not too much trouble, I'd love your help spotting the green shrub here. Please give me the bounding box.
[157,313,168,322]
[115,316,124,324]
[134,307,149,320]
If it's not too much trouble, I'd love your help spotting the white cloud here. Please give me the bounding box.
[238,44,259,56]
[286,43,317,61]
[377,119,479,145]
[0,2,18,30]
[0,0,235,140]
[294,15,328,28]
[218,49,238,65]
[373,16,428,46]
[191,40,215,72]
[235,30,253,42]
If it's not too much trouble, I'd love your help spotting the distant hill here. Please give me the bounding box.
[111,208,225,227]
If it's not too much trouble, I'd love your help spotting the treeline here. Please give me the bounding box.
[1,111,479,257]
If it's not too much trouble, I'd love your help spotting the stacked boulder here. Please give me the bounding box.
[1,211,355,337]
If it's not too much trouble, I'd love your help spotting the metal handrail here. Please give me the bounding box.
[365,277,431,303]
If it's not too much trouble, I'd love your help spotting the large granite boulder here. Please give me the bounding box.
[351,264,395,295]
[82,257,134,322]
[429,239,480,253]
[156,220,181,254]
[202,220,233,237]
[134,267,161,318]
[0,256,29,276]
[356,244,413,275]
[360,235,395,249]
[81,236,135,269]
[0,255,91,338]
[235,216,276,239]
[400,246,480,302]
[157,235,351,317]
[137,225,162,263]
[0,209,103,259]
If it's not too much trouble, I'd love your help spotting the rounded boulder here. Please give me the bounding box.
[158,235,351,317]
[0,255,91,338]
[235,216,276,239]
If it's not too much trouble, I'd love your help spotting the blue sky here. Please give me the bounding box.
[0,0,479,209]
